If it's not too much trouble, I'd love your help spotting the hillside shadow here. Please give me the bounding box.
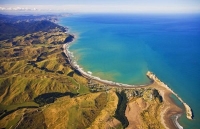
[34,92,78,106]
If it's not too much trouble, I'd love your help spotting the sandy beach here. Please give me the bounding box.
[63,36,192,129]
[124,80,183,129]
[150,82,183,129]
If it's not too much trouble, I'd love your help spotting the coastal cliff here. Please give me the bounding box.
[146,71,193,120]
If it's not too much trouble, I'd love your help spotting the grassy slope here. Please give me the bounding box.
[52,90,118,129]
[0,28,91,128]
[125,88,165,129]
[0,27,120,129]
[0,29,83,105]
[41,92,108,129]
[88,90,119,129]
[0,19,165,129]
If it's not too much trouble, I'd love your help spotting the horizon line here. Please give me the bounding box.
[1,4,200,14]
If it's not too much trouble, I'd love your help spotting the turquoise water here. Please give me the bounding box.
[59,14,200,128]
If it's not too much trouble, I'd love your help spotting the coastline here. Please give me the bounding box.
[63,43,153,88]
[62,27,192,129]
[147,71,193,120]
[171,114,183,129]
[149,80,183,129]
[0,14,197,129]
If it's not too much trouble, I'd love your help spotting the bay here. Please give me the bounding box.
[59,13,200,128]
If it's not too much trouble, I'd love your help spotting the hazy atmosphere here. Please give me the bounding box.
[1,0,200,13]
[0,0,200,129]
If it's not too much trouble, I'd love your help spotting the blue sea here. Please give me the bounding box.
[59,13,200,129]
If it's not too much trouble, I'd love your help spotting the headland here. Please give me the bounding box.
[0,14,193,129]
[146,71,193,120]
[63,35,193,128]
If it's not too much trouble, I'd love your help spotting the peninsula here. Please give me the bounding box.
[63,33,193,129]
[146,71,193,120]
[0,14,193,129]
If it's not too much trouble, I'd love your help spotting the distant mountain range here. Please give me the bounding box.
[0,14,66,40]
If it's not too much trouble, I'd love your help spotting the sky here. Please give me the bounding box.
[0,0,200,13]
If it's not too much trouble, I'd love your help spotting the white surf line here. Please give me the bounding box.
[63,34,192,129]
[147,71,193,120]
[171,114,184,129]
[63,42,153,89]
